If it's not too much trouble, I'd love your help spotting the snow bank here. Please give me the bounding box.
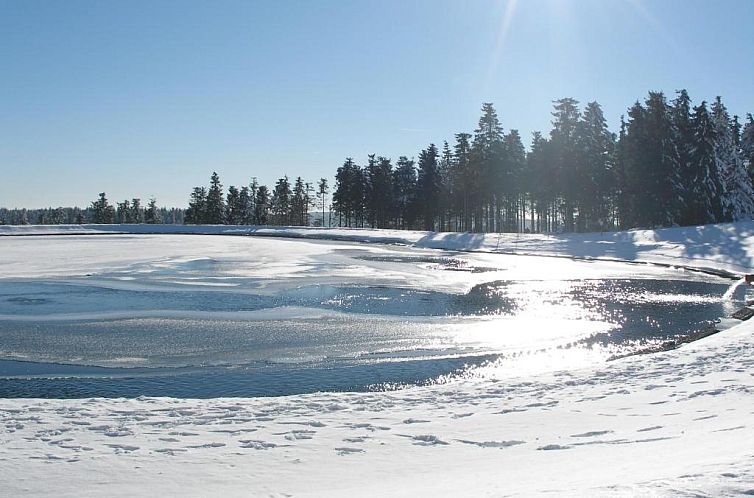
[3,221,754,275]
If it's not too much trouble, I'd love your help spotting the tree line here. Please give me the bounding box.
[3,90,753,233]
[0,195,183,225]
[183,172,329,226]
[331,92,754,233]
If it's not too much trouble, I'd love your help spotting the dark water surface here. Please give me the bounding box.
[0,271,742,398]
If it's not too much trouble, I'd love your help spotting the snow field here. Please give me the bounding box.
[1,223,754,496]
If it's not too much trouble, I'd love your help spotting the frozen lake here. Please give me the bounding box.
[0,234,743,397]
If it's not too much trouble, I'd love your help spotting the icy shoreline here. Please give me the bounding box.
[2,221,754,276]
[2,223,754,496]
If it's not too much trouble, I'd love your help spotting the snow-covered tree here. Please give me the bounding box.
[91,192,116,224]
[741,114,754,181]
[711,97,754,221]
[145,198,162,224]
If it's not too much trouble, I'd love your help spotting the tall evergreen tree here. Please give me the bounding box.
[452,133,473,231]
[471,103,505,232]
[225,185,242,225]
[417,144,441,231]
[91,192,116,224]
[145,198,162,224]
[711,97,754,221]
[392,156,417,229]
[130,198,143,224]
[688,101,724,224]
[291,176,308,226]
[742,114,754,180]
[549,98,581,231]
[316,178,329,227]
[271,176,292,225]
[254,185,270,224]
[575,101,615,231]
[186,187,207,224]
[205,172,225,224]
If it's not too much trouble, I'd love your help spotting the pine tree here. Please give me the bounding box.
[145,198,162,224]
[711,97,754,221]
[225,185,242,225]
[271,176,292,225]
[364,155,394,228]
[689,101,724,223]
[575,101,615,231]
[239,186,252,225]
[549,98,581,232]
[316,178,329,227]
[471,103,505,232]
[291,177,308,226]
[116,200,131,224]
[130,198,143,223]
[185,187,207,224]
[91,192,116,224]
[452,133,472,231]
[417,144,441,231]
[254,185,270,224]
[205,172,225,224]
[742,114,754,180]
[333,158,364,227]
[392,156,417,229]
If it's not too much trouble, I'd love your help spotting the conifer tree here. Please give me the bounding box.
[186,187,207,224]
[205,172,225,224]
[145,198,162,224]
[316,178,329,227]
[711,97,754,221]
[392,156,417,229]
[254,185,270,224]
[271,176,292,225]
[130,198,143,223]
[417,144,441,231]
[225,185,242,224]
[91,192,116,224]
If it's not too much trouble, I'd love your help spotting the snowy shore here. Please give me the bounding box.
[3,221,754,276]
[2,223,754,496]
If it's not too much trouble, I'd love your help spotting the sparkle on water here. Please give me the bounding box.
[0,244,745,398]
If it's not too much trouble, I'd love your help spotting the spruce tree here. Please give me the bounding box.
[254,185,270,224]
[271,176,292,225]
[186,187,207,224]
[417,144,441,231]
[91,192,116,224]
[392,156,417,229]
[711,97,754,221]
[205,172,225,224]
[145,198,162,224]
[225,185,241,225]
[316,178,329,227]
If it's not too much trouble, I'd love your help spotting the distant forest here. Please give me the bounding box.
[3,90,754,233]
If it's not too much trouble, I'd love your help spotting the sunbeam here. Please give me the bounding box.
[485,0,519,93]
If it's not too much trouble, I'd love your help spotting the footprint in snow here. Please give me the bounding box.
[186,442,226,449]
[456,439,524,449]
[402,418,430,424]
[570,430,613,438]
[334,447,364,456]
[239,440,278,450]
[106,444,139,453]
[410,435,449,446]
[636,426,663,432]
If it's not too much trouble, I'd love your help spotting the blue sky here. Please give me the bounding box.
[2,0,753,208]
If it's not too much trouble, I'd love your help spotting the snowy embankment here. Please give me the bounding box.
[1,223,754,496]
[3,221,754,276]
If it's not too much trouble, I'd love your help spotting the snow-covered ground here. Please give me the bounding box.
[1,223,754,496]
